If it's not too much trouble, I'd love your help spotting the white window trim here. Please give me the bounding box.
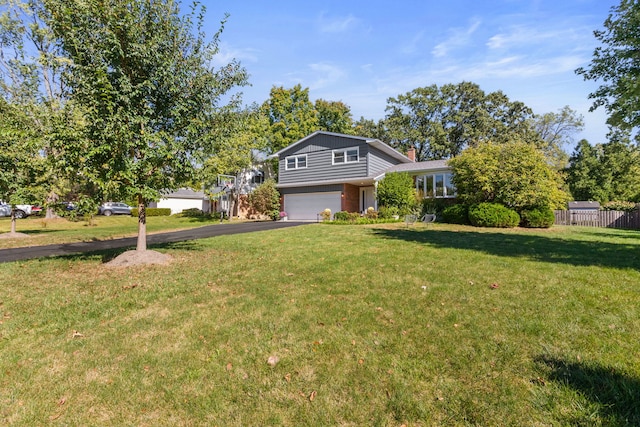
[332,147,360,165]
[285,154,307,170]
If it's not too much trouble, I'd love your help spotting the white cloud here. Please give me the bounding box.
[432,18,482,58]
[317,13,359,33]
[307,62,347,89]
[211,42,259,67]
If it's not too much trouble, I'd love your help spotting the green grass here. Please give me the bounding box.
[1,223,639,425]
[0,215,226,249]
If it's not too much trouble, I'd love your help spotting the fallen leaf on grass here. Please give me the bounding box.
[490,283,499,289]
[226,363,233,371]
[57,397,66,406]
[284,373,291,382]
[267,355,279,367]
[309,390,317,401]
[72,331,84,338]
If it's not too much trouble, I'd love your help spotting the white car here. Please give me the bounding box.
[0,201,35,219]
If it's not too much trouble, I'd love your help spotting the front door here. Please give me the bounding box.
[360,187,376,213]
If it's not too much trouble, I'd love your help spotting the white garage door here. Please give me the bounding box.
[284,192,342,220]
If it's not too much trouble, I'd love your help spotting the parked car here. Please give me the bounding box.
[98,202,132,216]
[0,201,37,219]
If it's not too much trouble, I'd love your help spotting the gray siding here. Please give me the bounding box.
[368,146,403,176]
[279,134,369,185]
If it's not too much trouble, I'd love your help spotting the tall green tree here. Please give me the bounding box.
[0,99,45,234]
[576,0,640,140]
[45,0,248,252]
[565,132,640,203]
[0,0,75,217]
[530,106,584,170]
[260,84,318,154]
[384,82,538,161]
[352,117,390,142]
[315,99,354,134]
[448,141,569,211]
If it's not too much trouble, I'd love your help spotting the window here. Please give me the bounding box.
[333,147,359,164]
[285,154,307,170]
[416,172,455,198]
[251,173,264,185]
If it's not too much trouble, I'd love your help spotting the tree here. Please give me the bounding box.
[376,172,417,215]
[45,0,248,253]
[384,82,538,161]
[0,99,45,235]
[530,106,584,170]
[315,99,354,134]
[576,0,640,140]
[352,117,390,142]
[565,132,640,203]
[260,84,318,154]
[0,0,93,218]
[448,141,569,211]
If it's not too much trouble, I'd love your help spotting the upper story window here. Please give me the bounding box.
[333,147,359,165]
[416,172,456,198]
[251,172,264,185]
[285,154,307,170]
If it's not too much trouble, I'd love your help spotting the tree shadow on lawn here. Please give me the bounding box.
[535,355,640,425]
[371,228,640,271]
[50,240,206,263]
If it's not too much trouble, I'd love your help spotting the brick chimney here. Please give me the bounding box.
[407,147,416,162]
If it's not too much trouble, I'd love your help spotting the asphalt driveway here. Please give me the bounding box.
[0,221,307,263]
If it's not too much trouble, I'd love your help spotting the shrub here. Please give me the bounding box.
[377,172,417,216]
[365,207,378,219]
[131,207,171,217]
[320,208,332,221]
[602,201,638,212]
[180,208,204,217]
[468,203,520,228]
[442,204,469,224]
[248,179,280,220]
[378,205,400,219]
[520,206,555,228]
[334,211,350,221]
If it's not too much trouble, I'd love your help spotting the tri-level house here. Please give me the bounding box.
[269,131,455,220]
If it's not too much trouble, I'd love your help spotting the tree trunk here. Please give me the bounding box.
[45,191,60,219]
[136,194,147,251]
[10,210,17,234]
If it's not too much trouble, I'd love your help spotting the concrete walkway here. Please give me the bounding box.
[0,221,307,263]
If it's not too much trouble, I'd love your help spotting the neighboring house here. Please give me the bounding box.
[152,188,211,215]
[269,131,455,220]
[151,167,269,217]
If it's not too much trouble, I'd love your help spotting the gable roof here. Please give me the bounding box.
[161,188,207,199]
[268,130,413,164]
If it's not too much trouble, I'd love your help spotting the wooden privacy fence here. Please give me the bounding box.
[554,210,640,229]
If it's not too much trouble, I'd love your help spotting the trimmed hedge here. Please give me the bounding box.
[130,208,172,217]
[520,206,555,228]
[468,203,520,228]
[442,204,469,224]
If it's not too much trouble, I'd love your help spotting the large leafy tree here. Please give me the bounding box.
[576,0,640,140]
[315,99,354,134]
[260,84,318,154]
[530,106,584,170]
[45,0,248,252]
[448,141,569,211]
[0,99,45,234]
[0,0,76,218]
[384,82,538,161]
[565,132,640,203]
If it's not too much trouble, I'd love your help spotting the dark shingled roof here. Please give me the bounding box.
[568,201,600,210]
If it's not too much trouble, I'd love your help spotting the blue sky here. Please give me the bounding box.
[201,0,617,149]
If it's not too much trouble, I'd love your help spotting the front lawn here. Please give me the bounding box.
[1,223,639,425]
